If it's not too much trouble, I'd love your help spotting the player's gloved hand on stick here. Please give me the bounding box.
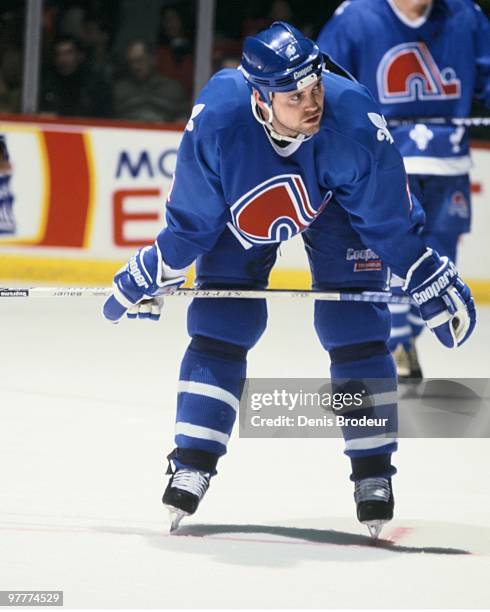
[126,298,164,321]
[403,248,476,348]
[102,243,186,323]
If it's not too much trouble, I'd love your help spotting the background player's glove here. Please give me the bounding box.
[102,243,186,323]
[403,249,475,348]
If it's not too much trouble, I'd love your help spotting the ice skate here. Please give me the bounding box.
[354,477,394,539]
[406,341,423,379]
[162,468,210,533]
[393,340,423,383]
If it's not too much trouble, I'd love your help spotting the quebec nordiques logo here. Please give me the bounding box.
[448,191,470,219]
[230,174,330,245]
[377,42,461,104]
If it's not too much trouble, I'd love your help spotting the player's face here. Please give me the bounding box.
[270,78,324,137]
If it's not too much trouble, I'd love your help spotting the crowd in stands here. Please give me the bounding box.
[0,0,489,124]
[38,0,198,122]
[0,3,23,115]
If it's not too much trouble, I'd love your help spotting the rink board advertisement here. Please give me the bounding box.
[0,115,180,285]
[0,115,489,299]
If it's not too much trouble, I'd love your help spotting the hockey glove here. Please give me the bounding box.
[403,249,476,348]
[102,243,186,323]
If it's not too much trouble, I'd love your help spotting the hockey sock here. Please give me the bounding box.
[172,335,247,473]
[329,341,397,478]
[388,287,412,351]
[407,302,425,340]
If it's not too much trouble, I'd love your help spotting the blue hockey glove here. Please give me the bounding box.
[403,249,476,348]
[102,243,186,323]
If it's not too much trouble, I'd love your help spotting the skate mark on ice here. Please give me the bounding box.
[174,523,469,555]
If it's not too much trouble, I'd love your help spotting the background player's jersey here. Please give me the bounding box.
[317,0,490,175]
[157,67,426,278]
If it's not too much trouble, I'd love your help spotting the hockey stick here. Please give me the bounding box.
[0,286,411,304]
[387,116,490,127]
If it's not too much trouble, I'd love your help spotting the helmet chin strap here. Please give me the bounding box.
[250,95,311,144]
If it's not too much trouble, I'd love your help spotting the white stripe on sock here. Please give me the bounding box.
[407,313,425,326]
[175,421,230,446]
[368,391,398,407]
[388,304,410,314]
[390,325,412,338]
[345,435,397,451]
[178,380,239,413]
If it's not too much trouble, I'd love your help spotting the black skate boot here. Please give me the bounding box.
[355,477,394,539]
[162,468,210,532]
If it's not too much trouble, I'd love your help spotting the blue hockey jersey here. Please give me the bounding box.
[317,0,490,175]
[157,67,426,278]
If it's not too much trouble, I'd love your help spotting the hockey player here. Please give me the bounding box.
[317,0,490,379]
[102,23,475,537]
[0,135,15,235]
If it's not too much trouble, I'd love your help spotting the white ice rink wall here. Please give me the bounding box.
[0,115,489,301]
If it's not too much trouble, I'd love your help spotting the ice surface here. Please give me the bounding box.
[0,297,489,609]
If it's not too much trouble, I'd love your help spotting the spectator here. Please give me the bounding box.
[0,47,22,113]
[219,55,241,70]
[269,0,293,22]
[40,35,113,118]
[114,40,188,123]
[80,17,113,81]
[155,7,194,96]
[112,0,162,60]
[241,0,294,36]
[0,4,24,55]
[58,5,85,40]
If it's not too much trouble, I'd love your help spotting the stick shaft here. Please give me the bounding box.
[0,286,410,304]
[388,116,490,127]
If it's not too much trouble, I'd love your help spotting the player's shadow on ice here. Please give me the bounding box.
[171,523,469,556]
[91,522,470,567]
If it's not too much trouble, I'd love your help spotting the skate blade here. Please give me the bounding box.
[164,506,189,533]
[364,520,387,539]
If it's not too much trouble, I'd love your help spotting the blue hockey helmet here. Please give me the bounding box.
[241,22,324,103]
